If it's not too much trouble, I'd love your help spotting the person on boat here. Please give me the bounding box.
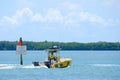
[48,52,56,64]
[18,37,23,46]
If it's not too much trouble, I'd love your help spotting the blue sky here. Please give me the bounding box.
[0,0,120,42]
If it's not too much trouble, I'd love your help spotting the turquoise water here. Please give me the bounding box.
[0,51,120,80]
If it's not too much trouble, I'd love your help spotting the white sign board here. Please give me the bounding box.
[16,45,27,54]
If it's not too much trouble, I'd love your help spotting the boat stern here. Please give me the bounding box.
[51,58,72,68]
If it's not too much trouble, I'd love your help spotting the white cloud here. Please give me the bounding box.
[64,12,78,25]
[16,8,33,17]
[32,8,64,23]
[0,7,119,29]
[32,13,44,22]
[79,12,107,26]
[0,8,33,27]
[45,8,64,23]
[3,16,18,25]
[65,19,75,25]
[0,8,65,28]
[79,11,120,27]
[104,0,120,6]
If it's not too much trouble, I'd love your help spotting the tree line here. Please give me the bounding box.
[0,41,120,50]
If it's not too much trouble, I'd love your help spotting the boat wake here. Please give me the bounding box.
[0,64,48,69]
[92,64,120,67]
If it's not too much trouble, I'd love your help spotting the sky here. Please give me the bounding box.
[0,0,120,42]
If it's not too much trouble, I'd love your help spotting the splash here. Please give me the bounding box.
[0,64,47,69]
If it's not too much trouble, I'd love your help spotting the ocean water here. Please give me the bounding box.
[0,51,120,80]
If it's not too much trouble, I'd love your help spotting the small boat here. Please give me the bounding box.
[33,46,72,68]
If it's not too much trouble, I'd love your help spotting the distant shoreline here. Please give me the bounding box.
[0,50,120,51]
[0,41,120,50]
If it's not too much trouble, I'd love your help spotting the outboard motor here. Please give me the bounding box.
[44,61,51,68]
[33,62,40,66]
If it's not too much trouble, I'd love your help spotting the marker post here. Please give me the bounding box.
[20,54,23,65]
[16,45,27,65]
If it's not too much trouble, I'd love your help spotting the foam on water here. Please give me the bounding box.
[0,64,15,69]
[1,63,120,69]
[92,64,120,67]
[0,64,47,69]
